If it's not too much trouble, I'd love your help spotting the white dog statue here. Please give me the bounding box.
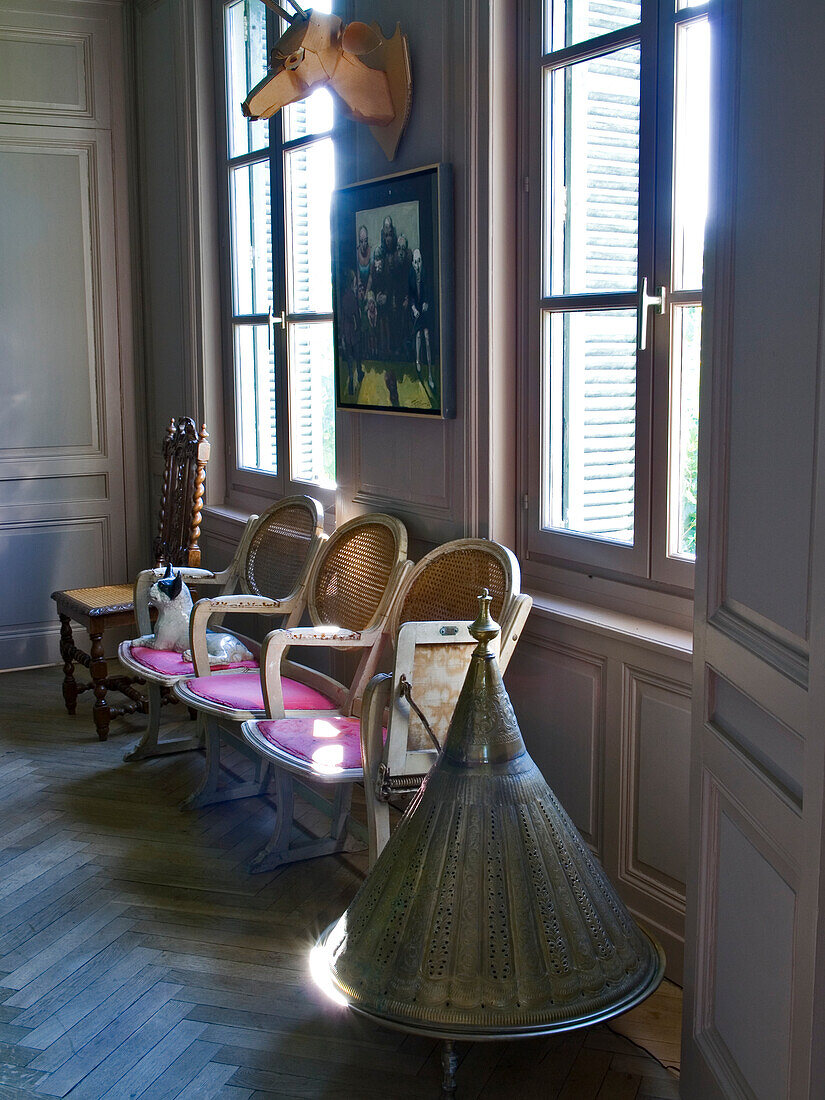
[133,564,254,666]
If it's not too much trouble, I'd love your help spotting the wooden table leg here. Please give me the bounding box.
[89,631,110,741]
[59,615,79,715]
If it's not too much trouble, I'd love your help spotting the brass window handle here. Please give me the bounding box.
[637,277,666,351]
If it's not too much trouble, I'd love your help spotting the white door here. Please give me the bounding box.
[0,0,137,669]
[681,0,825,1096]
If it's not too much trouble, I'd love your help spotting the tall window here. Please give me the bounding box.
[525,0,710,587]
[219,0,336,501]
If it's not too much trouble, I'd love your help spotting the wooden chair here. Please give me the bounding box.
[51,418,209,741]
[239,538,532,871]
[117,494,326,761]
[172,513,410,811]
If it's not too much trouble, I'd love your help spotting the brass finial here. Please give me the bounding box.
[469,588,500,656]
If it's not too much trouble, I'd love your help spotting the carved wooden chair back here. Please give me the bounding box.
[152,417,210,568]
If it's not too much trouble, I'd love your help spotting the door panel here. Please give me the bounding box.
[0,1,134,669]
[682,0,825,1094]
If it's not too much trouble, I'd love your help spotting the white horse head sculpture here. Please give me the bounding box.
[242,1,412,161]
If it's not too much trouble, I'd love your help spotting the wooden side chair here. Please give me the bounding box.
[117,495,326,761]
[239,538,532,871]
[52,417,209,741]
[171,513,410,810]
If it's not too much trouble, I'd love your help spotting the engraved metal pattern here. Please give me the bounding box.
[321,596,664,1036]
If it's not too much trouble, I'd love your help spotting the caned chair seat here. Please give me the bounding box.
[246,715,385,777]
[54,585,136,620]
[118,494,326,761]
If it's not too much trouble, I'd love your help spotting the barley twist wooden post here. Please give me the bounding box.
[188,424,210,568]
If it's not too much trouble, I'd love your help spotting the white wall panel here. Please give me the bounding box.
[506,635,605,850]
[721,0,825,646]
[713,811,795,1100]
[625,669,691,898]
[0,142,98,452]
[0,30,88,114]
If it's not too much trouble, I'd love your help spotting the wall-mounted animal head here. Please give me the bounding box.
[242,1,412,161]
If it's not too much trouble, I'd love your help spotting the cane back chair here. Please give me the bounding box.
[117,494,326,761]
[52,417,210,741]
[239,538,532,871]
[172,513,410,810]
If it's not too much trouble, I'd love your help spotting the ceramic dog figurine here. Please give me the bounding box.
[134,564,254,665]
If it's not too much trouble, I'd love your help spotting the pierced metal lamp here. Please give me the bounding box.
[315,591,665,1095]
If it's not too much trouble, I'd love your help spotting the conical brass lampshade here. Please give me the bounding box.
[318,593,665,1040]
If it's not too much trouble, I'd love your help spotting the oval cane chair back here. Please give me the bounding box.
[307,514,408,633]
[389,538,519,637]
[239,496,326,601]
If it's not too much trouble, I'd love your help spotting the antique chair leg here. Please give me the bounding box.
[89,630,111,741]
[248,769,295,873]
[59,615,78,715]
[181,716,222,808]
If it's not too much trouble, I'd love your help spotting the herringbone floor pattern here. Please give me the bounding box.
[0,666,681,1099]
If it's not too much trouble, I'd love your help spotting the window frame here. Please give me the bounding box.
[212,0,337,511]
[520,0,710,594]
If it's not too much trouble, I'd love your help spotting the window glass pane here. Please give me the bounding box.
[282,89,334,143]
[284,139,334,315]
[225,0,269,158]
[545,0,640,55]
[235,324,277,473]
[544,308,637,544]
[229,160,273,316]
[280,0,333,141]
[545,45,640,297]
[669,305,700,558]
[672,17,710,291]
[288,321,336,486]
[676,0,706,10]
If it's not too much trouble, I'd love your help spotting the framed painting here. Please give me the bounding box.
[331,163,454,417]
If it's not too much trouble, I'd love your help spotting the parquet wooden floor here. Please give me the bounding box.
[0,666,681,1099]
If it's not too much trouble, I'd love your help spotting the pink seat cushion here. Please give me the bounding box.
[130,646,258,679]
[183,671,336,714]
[255,716,385,774]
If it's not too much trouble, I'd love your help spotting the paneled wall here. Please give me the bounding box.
[0,0,139,668]
[681,0,825,1095]
[507,606,692,981]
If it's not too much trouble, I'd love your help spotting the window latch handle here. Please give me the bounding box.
[267,306,286,349]
[636,277,666,352]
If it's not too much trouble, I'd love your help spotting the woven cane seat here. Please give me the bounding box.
[53,585,136,620]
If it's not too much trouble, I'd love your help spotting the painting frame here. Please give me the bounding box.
[331,163,455,418]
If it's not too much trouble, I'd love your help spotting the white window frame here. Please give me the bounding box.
[520,0,710,593]
[213,0,336,512]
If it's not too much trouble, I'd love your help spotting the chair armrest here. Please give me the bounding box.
[133,566,223,635]
[259,625,383,718]
[360,672,393,866]
[189,594,302,675]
